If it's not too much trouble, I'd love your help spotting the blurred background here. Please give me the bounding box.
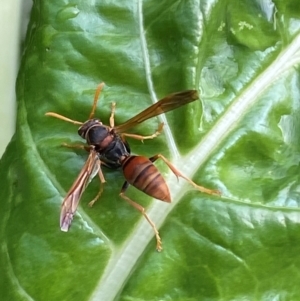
[0,0,32,157]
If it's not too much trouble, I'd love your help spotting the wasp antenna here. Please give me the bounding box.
[45,112,83,125]
[89,82,105,119]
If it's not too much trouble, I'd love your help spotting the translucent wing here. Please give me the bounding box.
[60,148,101,231]
[114,90,198,133]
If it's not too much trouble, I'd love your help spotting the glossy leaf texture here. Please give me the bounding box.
[1,0,300,300]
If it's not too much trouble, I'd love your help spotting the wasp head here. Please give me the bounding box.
[78,119,102,139]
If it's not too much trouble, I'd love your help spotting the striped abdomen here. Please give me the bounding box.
[121,155,171,202]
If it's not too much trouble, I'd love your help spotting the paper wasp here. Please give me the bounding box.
[46,83,219,251]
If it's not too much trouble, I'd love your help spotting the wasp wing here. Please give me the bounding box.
[114,90,198,133]
[60,148,101,231]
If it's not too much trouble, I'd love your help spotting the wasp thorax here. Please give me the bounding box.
[78,119,102,139]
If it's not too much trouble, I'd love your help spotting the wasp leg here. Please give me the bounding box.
[119,181,163,252]
[109,102,116,128]
[89,82,105,119]
[121,123,164,142]
[88,166,106,207]
[149,154,221,196]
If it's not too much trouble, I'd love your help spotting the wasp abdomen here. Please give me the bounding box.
[122,156,171,202]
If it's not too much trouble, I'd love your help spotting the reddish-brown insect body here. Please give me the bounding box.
[46,83,220,251]
[122,155,171,202]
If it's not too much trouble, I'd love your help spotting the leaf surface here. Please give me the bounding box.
[1,1,300,300]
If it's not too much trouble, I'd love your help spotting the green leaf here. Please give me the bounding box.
[1,0,300,300]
